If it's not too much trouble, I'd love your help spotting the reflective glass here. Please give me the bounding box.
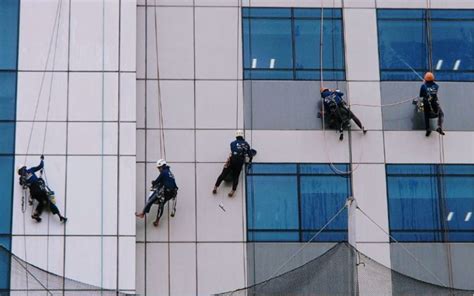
[0,0,20,70]
[0,123,15,154]
[0,157,14,235]
[377,9,474,81]
[431,19,474,81]
[0,235,10,291]
[243,8,345,80]
[387,165,474,242]
[247,164,350,242]
[0,72,17,120]
[247,175,299,231]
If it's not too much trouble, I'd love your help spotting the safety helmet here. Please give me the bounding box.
[320,87,329,93]
[424,72,435,82]
[236,130,245,138]
[156,159,167,168]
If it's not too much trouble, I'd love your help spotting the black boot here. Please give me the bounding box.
[60,216,68,223]
[425,130,431,137]
[436,128,445,135]
[32,215,42,222]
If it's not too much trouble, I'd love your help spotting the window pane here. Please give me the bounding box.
[431,19,474,81]
[0,0,20,70]
[299,164,348,175]
[248,231,299,242]
[444,177,474,233]
[0,157,14,235]
[0,123,15,154]
[378,19,428,79]
[248,164,297,175]
[243,8,291,18]
[377,9,424,19]
[387,176,441,236]
[300,176,349,238]
[247,176,299,231]
[386,164,437,175]
[443,165,474,175]
[0,235,11,291]
[430,10,474,20]
[294,19,344,71]
[247,19,293,70]
[0,72,17,121]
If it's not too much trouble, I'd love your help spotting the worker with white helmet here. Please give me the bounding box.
[213,130,253,197]
[135,159,178,226]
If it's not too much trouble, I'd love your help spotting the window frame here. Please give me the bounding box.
[246,163,351,242]
[386,164,474,242]
[377,8,474,81]
[243,7,346,81]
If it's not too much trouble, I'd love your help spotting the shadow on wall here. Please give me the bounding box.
[244,81,347,130]
[381,82,474,131]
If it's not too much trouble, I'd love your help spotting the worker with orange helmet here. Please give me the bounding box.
[420,72,445,137]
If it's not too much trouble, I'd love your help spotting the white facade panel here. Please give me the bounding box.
[347,82,383,130]
[16,72,68,121]
[384,131,442,163]
[195,7,239,79]
[170,243,197,296]
[146,6,194,79]
[197,243,246,296]
[344,8,380,81]
[196,81,239,129]
[18,0,69,71]
[69,0,119,71]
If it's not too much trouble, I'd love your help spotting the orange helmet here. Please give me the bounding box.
[320,87,329,93]
[424,72,435,82]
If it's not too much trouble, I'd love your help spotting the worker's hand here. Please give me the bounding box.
[40,154,44,160]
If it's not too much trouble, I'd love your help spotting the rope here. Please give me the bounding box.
[23,0,63,166]
[319,3,362,175]
[100,0,105,292]
[153,0,166,159]
[357,205,448,287]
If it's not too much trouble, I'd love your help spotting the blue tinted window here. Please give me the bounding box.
[387,165,474,242]
[0,72,17,120]
[0,157,14,235]
[0,123,15,154]
[377,9,474,81]
[0,0,20,70]
[243,8,345,80]
[247,163,350,242]
[0,235,11,291]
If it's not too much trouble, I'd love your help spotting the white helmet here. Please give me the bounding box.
[236,130,244,138]
[156,159,167,168]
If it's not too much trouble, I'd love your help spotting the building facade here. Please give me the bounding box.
[1,0,474,295]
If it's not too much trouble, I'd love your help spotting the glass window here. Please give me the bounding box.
[0,123,15,154]
[0,235,11,291]
[377,9,474,81]
[0,157,14,235]
[0,72,17,121]
[243,8,345,80]
[247,163,350,242]
[0,0,20,70]
[387,165,474,242]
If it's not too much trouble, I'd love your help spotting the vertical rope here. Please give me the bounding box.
[100,0,105,292]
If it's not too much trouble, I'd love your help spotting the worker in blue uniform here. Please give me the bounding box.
[320,87,367,141]
[17,155,67,223]
[213,130,253,197]
[136,159,178,227]
[420,72,445,137]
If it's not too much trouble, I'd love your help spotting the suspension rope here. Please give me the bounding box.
[319,2,362,175]
[21,1,64,294]
[153,0,166,160]
[100,0,105,292]
[23,0,63,166]
[357,205,448,287]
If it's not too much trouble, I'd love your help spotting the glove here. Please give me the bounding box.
[40,155,44,160]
